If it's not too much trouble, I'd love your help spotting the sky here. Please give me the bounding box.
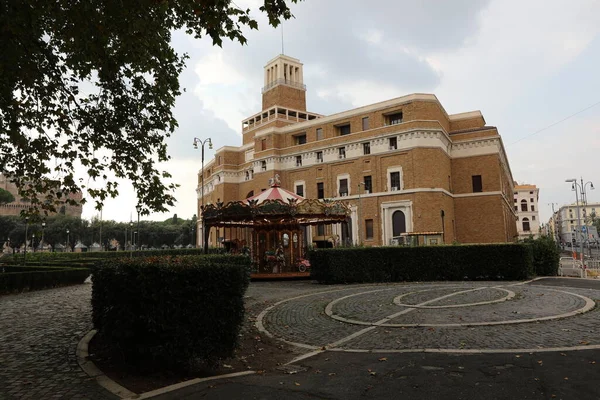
[83,0,600,225]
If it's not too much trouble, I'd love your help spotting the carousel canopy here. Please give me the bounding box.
[245,185,303,204]
[202,175,350,228]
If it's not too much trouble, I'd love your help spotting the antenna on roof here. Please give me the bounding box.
[281,23,284,55]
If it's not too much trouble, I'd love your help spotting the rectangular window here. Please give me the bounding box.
[316,128,323,140]
[338,147,346,159]
[261,160,267,171]
[261,139,267,151]
[339,178,348,196]
[317,182,324,199]
[531,205,535,212]
[295,155,302,166]
[514,198,517,203]
[363,142,370,155]
[362,117,369,131]
[530,191,534,194]
[532,216,536,221]
[389,137,397,150]
[317,224,325,236]
[530,198,534,202]
[365,219,374,240]
[514,206,518,211]
[387,112,403,125]
[295,134,307,145]
[338,124,351,136]
[363,176,372,193]
[316,151,323,163]
[390,172,401,191]
[296,185,304,197]
[472,175,482,193]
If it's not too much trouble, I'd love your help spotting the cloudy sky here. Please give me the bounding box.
[83,0,600,224]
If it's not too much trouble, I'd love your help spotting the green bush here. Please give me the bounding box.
[0,266,90,294]
[523,236,560,276]
[309,244,534,284]
[91,255,250,369]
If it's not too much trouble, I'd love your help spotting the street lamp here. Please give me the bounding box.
[23,216,29,265]
[565,179,593,262]
[357,182,366,245]
[129,221,134,258]
[136,205,141,251]
[66,229,70,252]
[32,233,36,253]
[193,137,213,254]
[548,203,560,248]
[41,219,46,252]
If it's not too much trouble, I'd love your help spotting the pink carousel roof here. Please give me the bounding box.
[245,185,304,205]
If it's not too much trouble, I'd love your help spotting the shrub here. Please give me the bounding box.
[0,266,90,294]
[91,255,250,369]
[522,236,560,276]
[309,244,533,284]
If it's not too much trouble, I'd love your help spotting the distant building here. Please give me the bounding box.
[513,183,540,239]
[0,173,82,218]
[195,54,518,247]
[556,203,600,245]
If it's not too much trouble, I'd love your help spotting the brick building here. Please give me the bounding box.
[513,183,540,239]
[196,54,517,247]
[0,173,83,218]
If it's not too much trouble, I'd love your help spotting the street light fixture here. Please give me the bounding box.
[193,137,213,254]
[565,178,595,262]
[66,229,70,253]
[23,216,29,265]
[32,233,36,253]
[357,182,366,245]
[41,219,46,252]
[129,221,134,258]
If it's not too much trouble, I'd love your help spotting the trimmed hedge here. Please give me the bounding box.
[0,248,225,265]
[523,236,560,276]
[0,266,90,294]
[309,244,534,284]
[91,255,250,368]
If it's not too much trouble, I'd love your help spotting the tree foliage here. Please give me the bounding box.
[0,188,15,204]
[0,0,299,216]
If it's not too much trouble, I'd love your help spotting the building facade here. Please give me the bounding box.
[196,54,518,247]
[556,203,600,245]
[0,174,83,218]
[513,184,540,239]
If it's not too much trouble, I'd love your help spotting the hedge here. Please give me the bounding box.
[0,247,225,265]
[522,236,560,276]
[309,244,534,284]
[91,255,250,369]
[0,266,90,294]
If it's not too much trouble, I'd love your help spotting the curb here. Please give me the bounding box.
[76,330,137,399]
[77,330,257,399]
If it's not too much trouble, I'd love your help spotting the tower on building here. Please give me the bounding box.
[262,54,306,111]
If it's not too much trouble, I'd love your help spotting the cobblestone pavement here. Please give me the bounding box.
[0,284,117,400]
[261,281,600,351]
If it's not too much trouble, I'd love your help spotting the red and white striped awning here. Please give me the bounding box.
[245,185,304,205]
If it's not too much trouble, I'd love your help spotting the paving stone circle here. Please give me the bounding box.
[259,282,600,353]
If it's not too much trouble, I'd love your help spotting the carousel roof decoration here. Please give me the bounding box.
[201,174,351,228]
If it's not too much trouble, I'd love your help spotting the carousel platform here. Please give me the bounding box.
[250,272,311,280]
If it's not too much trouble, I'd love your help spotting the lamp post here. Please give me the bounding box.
[565,179,594,262]
[41,219,46,252]
[193,137,213,254]
[136,205,141,251]
[66,229,70,253]
[23,216,29,265]
[130,221,134,258]
[357,182,366,245]
[32,233,36,253]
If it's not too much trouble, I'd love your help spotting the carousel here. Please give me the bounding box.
[201,175,351,276]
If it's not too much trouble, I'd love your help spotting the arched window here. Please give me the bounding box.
[522,217,530,232]
[246,191,254,199]
[392,210,406,237]
[520,199,528,212]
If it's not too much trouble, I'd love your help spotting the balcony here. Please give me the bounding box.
[262,78,306,93]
